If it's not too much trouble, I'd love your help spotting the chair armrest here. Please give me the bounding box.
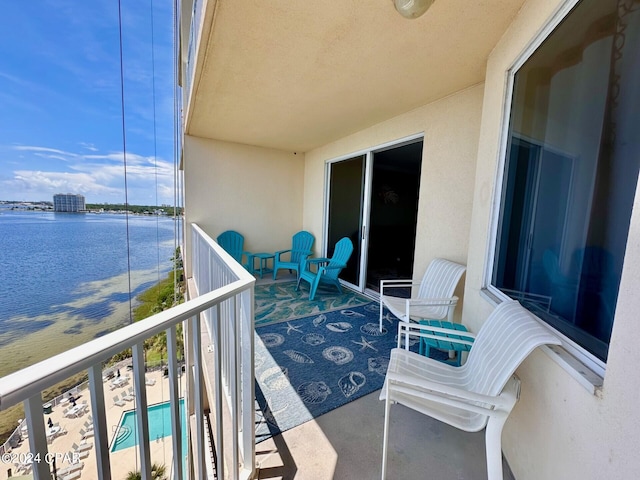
[321,262,346,271]
[274,248,292,257]
[404,296,459,321]
[397,322,475,349]
[387,367,519,413]
[380,279,419,292]
[405,296,459,308]
[308,257,331,265]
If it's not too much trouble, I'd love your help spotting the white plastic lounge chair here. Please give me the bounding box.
[380,300,561,480]
[113,395,125,407]
[379,257,466,332]
[145,377,156,386]
[61,470,81,480]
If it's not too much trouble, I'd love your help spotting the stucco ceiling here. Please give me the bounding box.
[186,0,526,153]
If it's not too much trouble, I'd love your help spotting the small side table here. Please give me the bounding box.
[418,320,474,366]
[251,253,275,279]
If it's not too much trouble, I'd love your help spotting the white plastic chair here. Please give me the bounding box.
[380,300,561,480]
[379,257,466,332]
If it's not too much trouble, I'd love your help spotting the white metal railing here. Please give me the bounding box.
[190,223,255,480]
[0,224,255,480]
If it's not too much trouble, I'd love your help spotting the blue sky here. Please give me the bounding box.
[0,1,177,205]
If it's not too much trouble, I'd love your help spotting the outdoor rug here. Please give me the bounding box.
[255,281,373,326]
[254,303,447,443]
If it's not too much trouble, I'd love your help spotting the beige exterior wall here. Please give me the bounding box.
[183,135,305,270]
[303,85,483,295]
[466,0,640,478]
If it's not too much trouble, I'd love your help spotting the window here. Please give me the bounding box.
[492,0,640,363]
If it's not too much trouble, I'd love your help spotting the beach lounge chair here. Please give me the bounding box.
[121,391,134,402]
[145,376,156,386]
[113,395,125,407]
[71,443,91,459]
[57,460,84,478]
[61,470,81,480]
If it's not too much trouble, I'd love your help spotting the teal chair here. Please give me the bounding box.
[296,237,354,300]
[273,231,315,280]
[216,230,250,266]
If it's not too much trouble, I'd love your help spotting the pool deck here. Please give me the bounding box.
[1,368,184,479]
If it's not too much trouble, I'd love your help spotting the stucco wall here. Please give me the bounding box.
[303,85,483,291]
[182,136,305,271]
[466,0,640,478]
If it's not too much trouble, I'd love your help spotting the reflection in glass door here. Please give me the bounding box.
[326,155,365,287]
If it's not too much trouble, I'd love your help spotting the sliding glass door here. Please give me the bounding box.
[325,138,423,294]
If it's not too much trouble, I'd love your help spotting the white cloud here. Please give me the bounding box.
[2,145,177,204]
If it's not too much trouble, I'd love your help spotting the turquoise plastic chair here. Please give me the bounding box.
[296,237,354,300]
[273,231,315,280]
[216,230,249,266]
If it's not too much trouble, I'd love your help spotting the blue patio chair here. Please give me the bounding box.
[216,230,250,265]
[273,230,315,280]
[296,237,353,300]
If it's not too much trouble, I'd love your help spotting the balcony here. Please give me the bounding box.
[0,224,513,479]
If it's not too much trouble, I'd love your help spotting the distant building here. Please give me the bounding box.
[53,193,86,212]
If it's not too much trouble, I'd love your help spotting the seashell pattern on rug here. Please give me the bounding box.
[326,322,352,333]
[297,381,332,404]
[260,366,290,391]
[260,332,285,348]
[367,356,389,376]
[312,314,327,327]
[301,333,326,346]
[338,371,366,398]
[283,350,314,364]
[360,322,387,336]
[322,346,354,365]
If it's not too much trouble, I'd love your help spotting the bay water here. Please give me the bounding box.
[0,208,178,377]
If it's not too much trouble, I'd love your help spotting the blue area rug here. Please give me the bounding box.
[255,281,373,326]
[254,303,447,442]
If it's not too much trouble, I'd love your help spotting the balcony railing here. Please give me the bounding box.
[0,223,255,480]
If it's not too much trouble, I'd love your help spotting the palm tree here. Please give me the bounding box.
[124,463,167,480]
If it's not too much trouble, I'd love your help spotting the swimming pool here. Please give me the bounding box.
[111,398,186,452]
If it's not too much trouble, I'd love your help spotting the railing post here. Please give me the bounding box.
[132,342,151,478]
[240,287,255,472]
[191,314,206,478]
[88,364,112,480]
[213,303,225,480]
[24,394,49,480]
[230,296,239,480]
[167,325,184,480]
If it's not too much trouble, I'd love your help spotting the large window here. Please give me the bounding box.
[492,0,640,363]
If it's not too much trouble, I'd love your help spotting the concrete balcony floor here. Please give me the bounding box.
[248,275,515,480]
[254,389,514,480]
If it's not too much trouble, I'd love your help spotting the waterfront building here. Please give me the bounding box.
[53,193,86,212]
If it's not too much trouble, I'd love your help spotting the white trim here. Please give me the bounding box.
[484,0,607,380]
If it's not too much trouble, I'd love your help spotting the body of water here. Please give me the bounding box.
[0,208,179,376]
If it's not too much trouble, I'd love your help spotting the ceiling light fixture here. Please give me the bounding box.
[393,0,435,19]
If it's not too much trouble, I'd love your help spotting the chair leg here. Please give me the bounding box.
[309,277,320,300]
[485,414,508,480]
[381,393,392,480]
